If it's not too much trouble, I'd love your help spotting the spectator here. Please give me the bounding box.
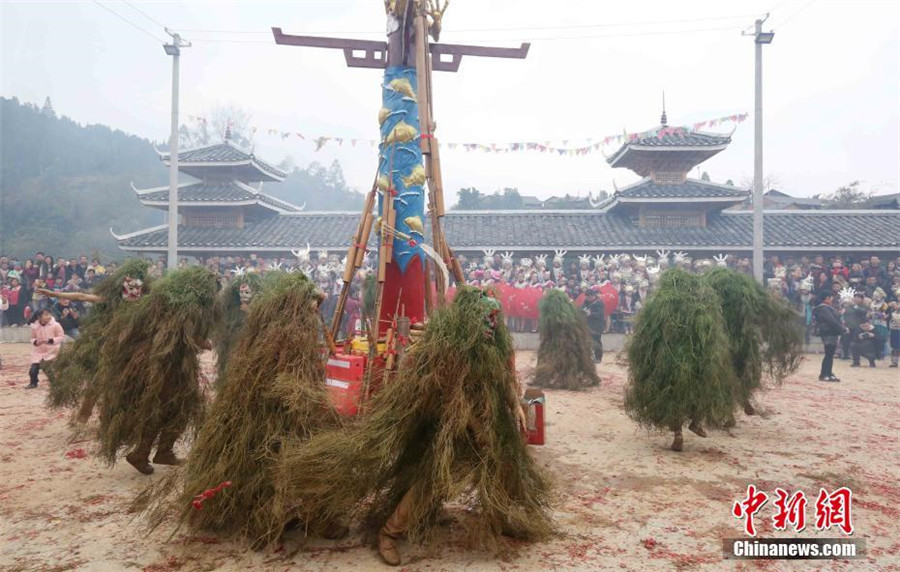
[75,255,90,279]
[53,297,81,338]
[0,290,8,329]
[582,286,606,363]
[889,299,900,368]
[39,255,55,287]
[27,308,65,388]
[64,273,84,292]
[870,288,889,359]
[813,292,844,383]
[83,268,98,289]
[90,258,106,276]
[1,276,24,326]
[840,293,868,360]
[21,259,39,290]
[850,321,879,368]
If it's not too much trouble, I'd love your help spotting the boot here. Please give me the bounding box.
[152,429,184,466]
[126,433,156,475]
[688,420,708,437]
[742,401,756,416]
[378,489,413,566]
[890,353,898,368]
[671,427,683,452]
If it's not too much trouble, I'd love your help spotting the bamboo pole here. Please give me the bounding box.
[330,186,377,341]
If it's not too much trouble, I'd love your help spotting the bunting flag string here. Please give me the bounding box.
[185,112,748,156]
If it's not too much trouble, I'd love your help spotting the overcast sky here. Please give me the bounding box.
[2,0,898,202]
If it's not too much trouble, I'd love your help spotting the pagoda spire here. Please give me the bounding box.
[660,91,667,126]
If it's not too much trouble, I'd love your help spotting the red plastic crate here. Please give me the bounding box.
[325,353,366,416]
[522,388,545,445]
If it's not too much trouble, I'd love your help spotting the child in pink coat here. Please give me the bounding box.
[28,309,65,388]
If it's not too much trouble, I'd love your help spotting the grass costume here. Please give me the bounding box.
[624,270,737,451]
[136,272,341,547]
[701,267,803,417]
[278,287,554,566]
[213,272,263,385]
[533,289,600,389]
[42,259,153,422]
[95,266,220,475]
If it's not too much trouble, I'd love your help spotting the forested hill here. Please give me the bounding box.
[1,97,166,259]
[0,97,363,259]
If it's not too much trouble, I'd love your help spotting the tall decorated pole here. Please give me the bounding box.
[273,1,529,338]
[376,0,427,329]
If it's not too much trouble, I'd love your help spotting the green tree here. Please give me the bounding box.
[819,181,872,209]
[267,160,364,210]
[455,187,484,210]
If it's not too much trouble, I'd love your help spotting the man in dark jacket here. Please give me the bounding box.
[840,293,868,359]
[582,286,606,363]
[813,292,846,382]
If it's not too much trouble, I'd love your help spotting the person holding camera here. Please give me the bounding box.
[53,297,81,338]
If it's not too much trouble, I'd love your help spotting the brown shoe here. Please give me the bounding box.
[126,451,154,475]
[152,450,184,466]
[377,528,402,566]
[743,401,756,416]
[688,420,708,438]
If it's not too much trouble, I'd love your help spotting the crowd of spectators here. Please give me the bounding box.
[2,250,899,365]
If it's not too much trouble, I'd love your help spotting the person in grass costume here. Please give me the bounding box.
[278,287,553,566]
[37,258,152,422]
[212,271,263,386]
[94,266,220,475]
[135,272,347,547]
[532,288,600,389]
[701,267,803,418]
[624,269,737,451]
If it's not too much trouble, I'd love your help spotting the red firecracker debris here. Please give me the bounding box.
[191,480,232,510]
[65,449,87,459]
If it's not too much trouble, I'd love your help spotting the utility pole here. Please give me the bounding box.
[747,16,774,284]
[164,30,190,271]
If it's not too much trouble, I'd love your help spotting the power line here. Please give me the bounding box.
[191,24,744,46]
[91,0,166,43]
[174,12,763,37]
[774,0,819,30]
[120,0,167,31]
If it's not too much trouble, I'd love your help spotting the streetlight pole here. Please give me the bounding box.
[164,30,189,271]
[750,17,773,284]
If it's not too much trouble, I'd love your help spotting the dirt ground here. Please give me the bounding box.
[0,343,897,572]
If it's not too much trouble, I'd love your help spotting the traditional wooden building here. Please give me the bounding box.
[112,139,303,246]
[116,116,900,259]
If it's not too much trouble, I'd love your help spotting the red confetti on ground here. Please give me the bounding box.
[641,538,659,550]
[65,449,87,459]
[191,480,232,510]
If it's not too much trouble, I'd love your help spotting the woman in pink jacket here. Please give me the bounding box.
[28,309,65,389]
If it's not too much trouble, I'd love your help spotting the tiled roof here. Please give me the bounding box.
[616,178,749,200]
[607,129,730,164]
[117,211,900,252]
[159,141,287,181]
[137,181,301,212]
